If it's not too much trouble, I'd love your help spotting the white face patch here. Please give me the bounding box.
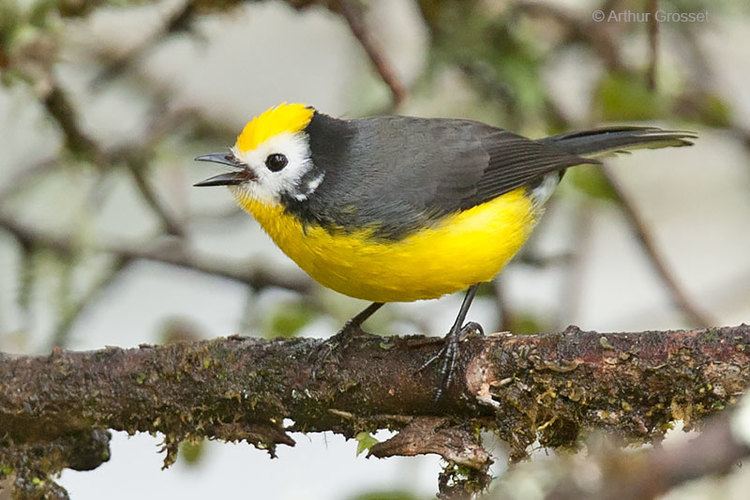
[229,132,319,205]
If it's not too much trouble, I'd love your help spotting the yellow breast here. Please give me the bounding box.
[236,189,536,302]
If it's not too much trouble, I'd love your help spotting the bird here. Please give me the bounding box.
[194,102,695,398]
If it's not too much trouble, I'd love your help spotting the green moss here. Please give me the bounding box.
[438,461,491,497]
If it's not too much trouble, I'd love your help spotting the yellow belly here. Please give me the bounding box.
[235,189,536,302]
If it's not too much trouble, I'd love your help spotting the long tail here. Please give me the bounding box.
[541,126,696,158]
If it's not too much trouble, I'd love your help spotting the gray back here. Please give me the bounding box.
[280,113,592,240]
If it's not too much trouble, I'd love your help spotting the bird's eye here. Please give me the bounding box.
[265,153,288,172]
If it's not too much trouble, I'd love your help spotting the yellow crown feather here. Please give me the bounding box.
[234,103,315,152]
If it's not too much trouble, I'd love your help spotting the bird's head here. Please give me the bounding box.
[195,103,322,204]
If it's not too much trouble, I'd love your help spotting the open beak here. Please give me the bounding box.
[193,152,256,187]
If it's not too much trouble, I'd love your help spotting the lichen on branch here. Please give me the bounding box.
[1,324,748,498]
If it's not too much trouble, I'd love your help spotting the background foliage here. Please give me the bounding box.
[1,0,750,498]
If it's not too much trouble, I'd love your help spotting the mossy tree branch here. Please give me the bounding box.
[1,325,749,498]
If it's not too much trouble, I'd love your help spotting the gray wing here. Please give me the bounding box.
[295,113,595,239]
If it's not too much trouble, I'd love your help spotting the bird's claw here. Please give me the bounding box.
[323,320,368,354]
[311,320,369,376]
[418,321,484,401]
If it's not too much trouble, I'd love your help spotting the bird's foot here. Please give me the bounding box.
[418,321,484,401]
[311,319,371,374]
[327,318,372,353]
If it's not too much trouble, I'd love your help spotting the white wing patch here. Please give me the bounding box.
[530,172,560,208]
[293,172,325,201]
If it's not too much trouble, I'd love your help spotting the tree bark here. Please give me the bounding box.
[1,324,749,498]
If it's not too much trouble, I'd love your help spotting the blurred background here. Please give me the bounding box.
[1,0,749,498]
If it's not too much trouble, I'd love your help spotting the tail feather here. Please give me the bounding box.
[541,126,696,158]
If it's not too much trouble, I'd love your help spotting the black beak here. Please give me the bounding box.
[193,152,256,187]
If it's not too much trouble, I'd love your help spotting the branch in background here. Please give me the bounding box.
[513,0,627,73]
[334,0,407,107]
[39,80,190,237]
[42,81,101,161]
[0,158,59,203]
[128,162,186,238]
[91,0,199,89]
[546,396,750,500]
[0,214,313,294]
[458,62,522,130]
[3,86,195,346]
[47,256,132,349]
[674,23,716,94]
[504,1,717,330]
[492,278,513,333]
[601,167,714,327]
[190,204,246,223]
[509,13,715,330]
[646,0,659,91]
[487,390,750,499]
[3,3,749,498]
[1,325,748,498]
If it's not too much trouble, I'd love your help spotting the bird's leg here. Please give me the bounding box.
[340,302,385,338]
[418,285,482,400]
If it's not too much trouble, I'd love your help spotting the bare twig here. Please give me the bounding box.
[0,213,313,294]
[556,199,594,329]
[41,78,195,239]
[335,0,407,106]
[91,0,199,89]
[458,62,522,130]
[673,23,715,94]
[538,48,713,330]
[646,0,659,91]
[493,278,513,333]
[122,101,199,238]
[0,158,59,203]
[127,163,186,238]
[42,81,101,161]
[47,256,132,349]
[601,167,713,327]
[190,204,245,223]
[513,0,627,73]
